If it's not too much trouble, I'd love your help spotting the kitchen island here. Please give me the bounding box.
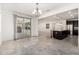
[53,30,70,40]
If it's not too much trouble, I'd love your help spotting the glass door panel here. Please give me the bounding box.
[24,18,31,37]
[16,17,24,39]
[15,16,31,39]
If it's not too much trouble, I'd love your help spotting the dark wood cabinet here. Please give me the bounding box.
[66,21,73,24]
[53,30,69,40]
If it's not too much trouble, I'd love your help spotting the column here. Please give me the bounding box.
[31,16,38,37]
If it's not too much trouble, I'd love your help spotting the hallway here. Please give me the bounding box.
[0,36,79,55]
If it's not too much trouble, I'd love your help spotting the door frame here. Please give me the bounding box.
[13,14,31,40]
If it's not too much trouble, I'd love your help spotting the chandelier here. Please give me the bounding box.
[32,3,42,16]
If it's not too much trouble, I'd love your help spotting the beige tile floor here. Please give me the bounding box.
[0,36,79,55]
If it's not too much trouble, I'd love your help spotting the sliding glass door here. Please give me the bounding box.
[15,16,31,39]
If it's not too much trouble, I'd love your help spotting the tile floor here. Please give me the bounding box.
[0,36,79,55]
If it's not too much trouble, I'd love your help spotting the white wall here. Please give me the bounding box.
[39,21,53,37]
[0,8,1,33]
[1,6,31,41]
[39,21,52,32]
[39,19,66,37]
[31,16,38,36]
[0,5,1,45]
[2,8,14,41]
[39,19,66,31]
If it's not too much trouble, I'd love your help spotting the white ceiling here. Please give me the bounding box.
[1,3,74,17]
[41,8,78,21]
[56,8,78,20]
